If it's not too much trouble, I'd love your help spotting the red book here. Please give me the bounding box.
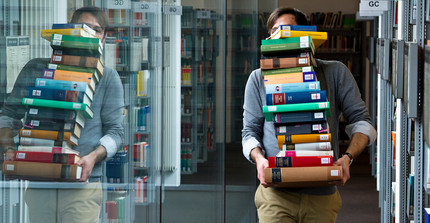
[268,156,333,168]
[13,151,81,164]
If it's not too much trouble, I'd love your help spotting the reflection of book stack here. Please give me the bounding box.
[3,24,104,181]
[261,25,341,187]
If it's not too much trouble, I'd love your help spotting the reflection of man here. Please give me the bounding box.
[242,7,377,223]
[0,7,124,222]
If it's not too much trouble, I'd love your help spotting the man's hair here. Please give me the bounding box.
[70,6,109,31]
[267,7,308,33]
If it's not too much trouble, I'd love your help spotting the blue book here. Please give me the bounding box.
[265,81,320,94]
[267,90,327,105]
[35,78,94,99]
[273,111,326,125]
[425,208,430,223]
[278,25,317,32]
[27,87,92,103]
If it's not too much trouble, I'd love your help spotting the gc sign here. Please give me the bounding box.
[368,1,379,7]
[359,0,389,11]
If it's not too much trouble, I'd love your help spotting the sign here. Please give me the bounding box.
[196,10,211,19]
[359,0,389,11]
[106,0,131,9]
[163,5,182,15]
[132,1,159,13]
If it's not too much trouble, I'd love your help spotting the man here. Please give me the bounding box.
[0,6,124,223]
[242,7,377,223]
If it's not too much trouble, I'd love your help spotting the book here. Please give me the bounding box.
[264,166,342,187]
[41,69,96,92]
[35,78,94,98]
[261,52,311,59]
[268,156,333,167]
[22,98,94,119]
[276,24,317,32]
[276,150,334,157]
[261,36,315,55]
[275,122,329,135]
[274,111,327,124]
[51,23,96,36]
[52,48,102,60]
[26,107,85,128]
[50,54,103,76]
[50,34,102,51]
[41,28,96,41]
[47,63,102,82]
[265,81,320,94]
[13,151,81,164]
[281,142,332,151]
[19,129,79,145]
[3,160,82,181]
[17,145,79,155]
[425,208,430,223]
[260,56,312,70]
[263,102,330,121]
[20,136,76,147]
[277,133,331,145]
[262,66,314,76]
[23,119,82,138]
[266,90,327,105]
[267,30,328,48]
[263,71,316,86]
[27,87,92,106]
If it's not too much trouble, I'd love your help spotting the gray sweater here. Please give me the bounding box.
[0,58,124,177]
[242,59,377,195]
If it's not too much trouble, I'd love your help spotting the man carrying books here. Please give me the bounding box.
[242,7,377,223]
[0,7,124,223]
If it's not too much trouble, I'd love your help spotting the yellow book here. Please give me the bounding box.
[277,133,331,146]
[263,71,316,86]
[268,30,328,48]
[41,28,96,41]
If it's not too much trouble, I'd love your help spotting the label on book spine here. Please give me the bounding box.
[298,58,307,64]
[314,112,324,119]
[311,93,321,100]
[268,106,277,112]
[331,170,340,176]
[303,67,312,72]
[6,164,14,171]
[321,158,330,164]
[304,73,314,80]
[272,168,282,182]
[320,135,330,141]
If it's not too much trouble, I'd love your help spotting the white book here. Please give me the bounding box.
[282,142,332,151]
[18,145,79,155]
[276,150,333,157]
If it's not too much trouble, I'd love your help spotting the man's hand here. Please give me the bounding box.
[0,128,15,161]
[251,147,272,187]
[76,145,107,182]
[333,155,351,186]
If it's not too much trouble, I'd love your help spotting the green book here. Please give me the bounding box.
[262,36,312,45]
[261,40,315,55]
[262,66,314,76]
[47,63,101,83]
[263,102,330,121]
[50,34,102,51]
[22,98,94,119]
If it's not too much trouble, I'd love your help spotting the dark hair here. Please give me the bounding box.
[70,6,109,31]
[267,7,308,33]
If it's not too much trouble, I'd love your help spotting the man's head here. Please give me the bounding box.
[267,7,308,34]
[70,6,109,42]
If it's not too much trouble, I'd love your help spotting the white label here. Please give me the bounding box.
[16,153,26,159]
[318,102,328,108]
[331,170,340,176]
[304,74,313,80]
[52,40,61,46]
[300,42,309,48]
[31,120,40,126]
[32,90,41,96]
[132,2,158,13]
[21,130,31,136]
[309,83,317,90]
[53,56,62,62]
[163,5,182,15]
[72,29,79,35]
[321,158,330,164]
[299,53,308,57]
[300,36,309,42]
[268,106,277,112]
[196,10,211,19]
[298,58,307,64]
[311,93,321,100]
[106,0,131,9]
[24,98,34,104]
[302,67,312,72]
[72,103,81,109]
[314,112,324,119]
[359,0,389,11]
[23,138,31,143]
[319,143,328,149]
[6,164,14,171]
[64,123,72,130]
[48,64,57,69]
[53,34,62,40]
[312,124,321,131]
[44,71,54,78]
[279,126,286,133]
[320,135,330,140]
[29,108,38,115]
[281,31,291,37]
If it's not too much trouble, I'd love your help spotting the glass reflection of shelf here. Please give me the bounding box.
[181,113,192,116]
[135,202,149,206]
[181,142,193,145]
[135,130,150,134]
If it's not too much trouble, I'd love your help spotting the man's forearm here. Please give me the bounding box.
[251,147,265,163]
[88,145,107,163]
[344,132,369,159]
[0,128,14,148]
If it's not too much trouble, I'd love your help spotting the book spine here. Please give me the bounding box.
[263,102,330,121]
[266,90,327,105]
[274,111,327,124]
[13,151,80,164]
[50,54,101,69]
[275,122,329,135]
[282,142,332,151]
[35,78,93,94]
[264,166,342,186]
[263,71,315,86]
[3,160,82,180]
[279,25,317,31]
[268,156,333,167]
[265,81,320,94]
[17,145,78,154]
[20,129,58,140]
[50,34,101,49]
[22,98,87,112]
[277,133,331,145]
[276,150,334,157]
[27,87,86,103]
[51,23,96,36]
[260,57,311,70]
[262,66,313,75]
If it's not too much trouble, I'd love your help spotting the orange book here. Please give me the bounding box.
[50,54,104,76]
[263,71,316,86]
[260,56,311,70]
[42,69,96,92]
[3,160,82,181]
[19,129,79,146]
[277,133,331,146]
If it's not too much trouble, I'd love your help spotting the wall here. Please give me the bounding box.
[278,0,360,15]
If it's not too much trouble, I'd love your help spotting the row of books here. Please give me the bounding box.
[133,106,150,132]
[3,23,104,181]
[309,12,356,28]
[260,25,342,187]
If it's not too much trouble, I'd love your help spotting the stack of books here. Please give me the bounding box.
[261,25,342,187]
[2,23,104,181]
